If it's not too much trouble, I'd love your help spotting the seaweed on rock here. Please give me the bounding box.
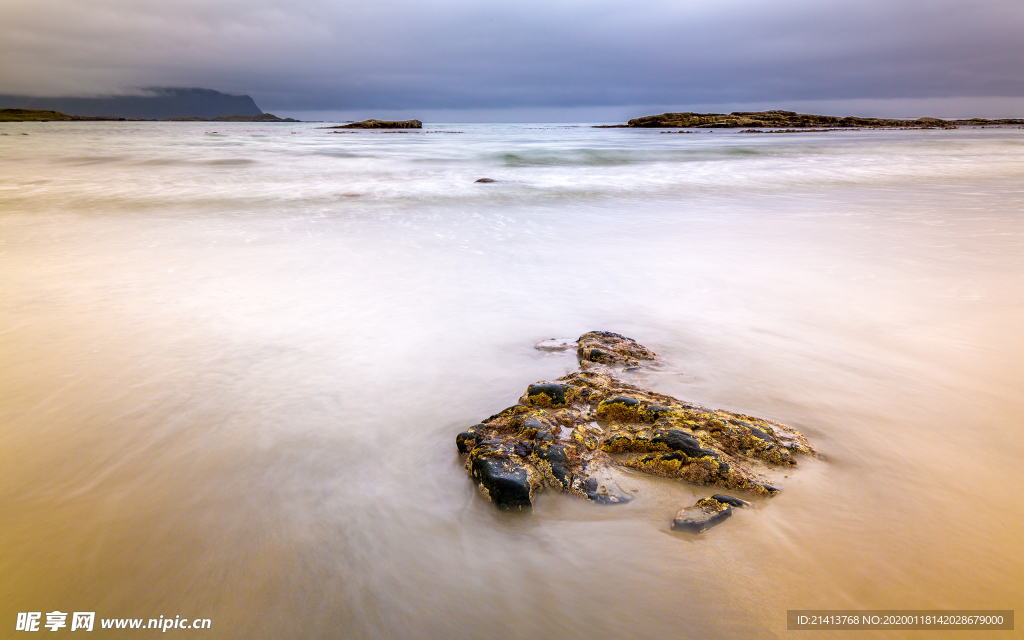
[456,332,814,531]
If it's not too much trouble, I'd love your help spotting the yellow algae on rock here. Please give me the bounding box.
[456,332,814,528]
[577,331,659,366]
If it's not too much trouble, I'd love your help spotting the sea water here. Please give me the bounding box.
[1,122,1022,638]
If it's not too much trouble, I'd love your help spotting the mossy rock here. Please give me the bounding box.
[456,333,815,529]
[577,331,658,366]
[625,110,967,129]
[672,496,738,533]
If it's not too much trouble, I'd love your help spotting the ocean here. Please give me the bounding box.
[1,121,1022,638]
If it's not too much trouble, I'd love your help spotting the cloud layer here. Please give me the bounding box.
[2,0,1022,113]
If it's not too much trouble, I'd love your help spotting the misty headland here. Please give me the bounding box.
[0,88,296,121]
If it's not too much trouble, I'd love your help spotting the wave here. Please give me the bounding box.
[494,147,778,167]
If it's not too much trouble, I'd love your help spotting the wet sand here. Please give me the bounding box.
[1,123,1022,638]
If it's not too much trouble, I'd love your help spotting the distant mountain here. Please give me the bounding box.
[0,88,263,120]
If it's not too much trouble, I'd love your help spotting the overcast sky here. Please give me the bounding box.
[2,0,1022,119]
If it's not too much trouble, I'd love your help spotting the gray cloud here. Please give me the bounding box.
[1,0,1022,113]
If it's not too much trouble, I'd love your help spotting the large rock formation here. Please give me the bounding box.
[328,119,422,129]
[623,110,1023,129]
[456,331,815,530]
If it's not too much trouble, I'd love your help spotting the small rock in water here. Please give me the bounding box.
[474,178,496,183]
[672,497,734,533]
[534,338,576,351]
[577,330,659,366]
[710,494,750,508]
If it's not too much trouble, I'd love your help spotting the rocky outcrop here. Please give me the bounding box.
[624,110,1024,129]
[328,119,422,129]
[456,332,815,532]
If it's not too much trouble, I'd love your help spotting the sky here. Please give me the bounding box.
[1,0,1023,120]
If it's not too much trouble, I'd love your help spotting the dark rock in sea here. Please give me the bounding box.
[469,451,539,510]
[672,497,734,533]
[326,119,422,129]
[456,332,815,521]
[475,178,496,183]
[710,494,750,508]
[456,430,482,454]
